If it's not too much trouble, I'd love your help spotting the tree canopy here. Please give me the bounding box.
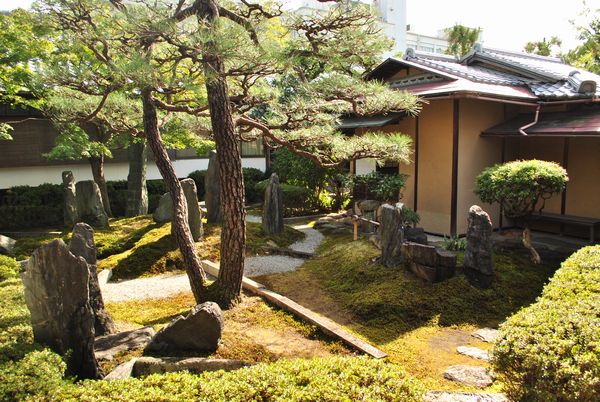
[444,23,481,57]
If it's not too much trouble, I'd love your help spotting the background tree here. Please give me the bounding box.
[475,160,568,264]
[444,23,481,57]
[524,36,562,57]
[565,6,600,74]
[40,0,421,307]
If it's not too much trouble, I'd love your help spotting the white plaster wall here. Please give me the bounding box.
[0,157,266,189]
[355,158,377,175]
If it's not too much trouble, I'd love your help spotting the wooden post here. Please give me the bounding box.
[353,219,358,241]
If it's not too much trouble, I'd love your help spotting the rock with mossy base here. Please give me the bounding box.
[69,223,116,336]
[132,357,249,377]
[379,203,404,267]
[21,239,103,379]
[442,365,493,388]
[95,327,155,360]
[262,173,284,235]
[153,193,173,223]
[145,302,223,354]
[425,391,507,401]
[62,171,78,227]
[464,205,493,287]
[75,180,109,228]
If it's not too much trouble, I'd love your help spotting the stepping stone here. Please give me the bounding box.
[95,326,155,360]
[457,346,491,361]
[104,358,138,380]
[443,365,493,388]
[472,328,499,343]
[425,391,508,402]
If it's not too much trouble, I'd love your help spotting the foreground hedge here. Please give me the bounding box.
[2,355,424,402]
[492,245,600,401]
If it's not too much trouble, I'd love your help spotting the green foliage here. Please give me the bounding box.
[49,356,424,401]
[565,7,600,74]
[0,349,66,402]
[242,168,267,204]
[493,246,600,401]
[255,180,315,215]
[0,256,19,281]
[0,124,14,141]
[402,207,421,228]
[524,36,562,57]
[475,160,568,219]
[444,24,482,57]
[353,171,407,203]
[442,236,467,252]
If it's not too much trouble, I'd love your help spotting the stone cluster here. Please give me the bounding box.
[402,242,456,282]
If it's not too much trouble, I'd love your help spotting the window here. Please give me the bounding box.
[240,138,264,157]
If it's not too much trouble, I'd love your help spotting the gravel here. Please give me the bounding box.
[101,222,325,301]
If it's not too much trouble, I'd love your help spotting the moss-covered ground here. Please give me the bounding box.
[255,232,558,393]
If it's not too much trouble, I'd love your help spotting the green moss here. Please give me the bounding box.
[245,222,305,254]
[12,233,66,261]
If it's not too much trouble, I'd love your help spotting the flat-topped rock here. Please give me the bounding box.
[472,328,499,343]
[457,346,491,361]
[443,365,493,388]
[104,358,138,380]
[425,391,508,402]
[133,357,249,377]
[95,327,156,360]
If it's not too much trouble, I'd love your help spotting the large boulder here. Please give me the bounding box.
[21,240,103,379]
[153,193,173,223]
[464,205,494,287]
[69,223,115,336]
[379,203,405,268]
[76,180,109,228]
[402,242,456,282]
[262,173,284,235]
[205,150,222,223]
[62,171,78,227]
[145,302,223,354]
[0,234,16,255]
[181,178,203,242]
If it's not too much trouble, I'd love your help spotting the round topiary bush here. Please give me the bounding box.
[492,245,600,401]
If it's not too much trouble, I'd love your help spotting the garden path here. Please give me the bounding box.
[101,221,323,302]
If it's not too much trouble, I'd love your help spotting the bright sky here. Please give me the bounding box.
[3,0,600,52]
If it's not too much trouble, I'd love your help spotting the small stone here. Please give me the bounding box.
[379,203,404,268]
[132,357,249,377]
[0,234,16,255]
[95,327,156,360]
[145,302,223,353]
[262,173,284,235]
[153,193,173,223]
[457,346,491,361]
[104,358,138,380]
[369,234,382,250]
[443,365,493,388]
[405,227,428,244]
[472,328,499,343]
[425,391,508,402]
[76,180,109,228]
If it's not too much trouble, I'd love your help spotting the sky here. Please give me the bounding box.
[2,0,599,52]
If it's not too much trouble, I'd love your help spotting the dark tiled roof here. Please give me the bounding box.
[397,45,600,100]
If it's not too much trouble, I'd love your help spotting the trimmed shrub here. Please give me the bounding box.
[0,255,19,281]
[243,167,267,204]
[0,349,66,402]
[492,245,600,401]
[50,356,425,401]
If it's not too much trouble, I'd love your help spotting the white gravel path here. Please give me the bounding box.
[101,221,324,302]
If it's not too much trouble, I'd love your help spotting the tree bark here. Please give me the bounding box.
[141,87,207,302]
[522,226,541,264]
[126,141,149,217]
[197,0,246,308]
[88,155,113,218]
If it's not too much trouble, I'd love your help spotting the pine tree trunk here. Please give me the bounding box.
[141,88,207,302]
[88,155,113,218]
[198,0,246,308]
[126,141,148,217]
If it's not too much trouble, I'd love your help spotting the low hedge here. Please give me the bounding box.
[492,245,600,401]
[254,180,314,213]
[188,168,266,205]
[21,356,424,401]
[0,255,19,281]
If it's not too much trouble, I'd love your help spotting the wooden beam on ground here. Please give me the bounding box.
[201,260,387,359]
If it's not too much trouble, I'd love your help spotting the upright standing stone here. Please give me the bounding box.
[21,240,103,379]
[125,142,148,217]
[262,173,283,235]
[380,203,404,268]
[76,181,109,228]
[464,205,494,287]
[205,150,222,223]
[181,178,203,242]
[62,171,78,227]
[69,223,115,336]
